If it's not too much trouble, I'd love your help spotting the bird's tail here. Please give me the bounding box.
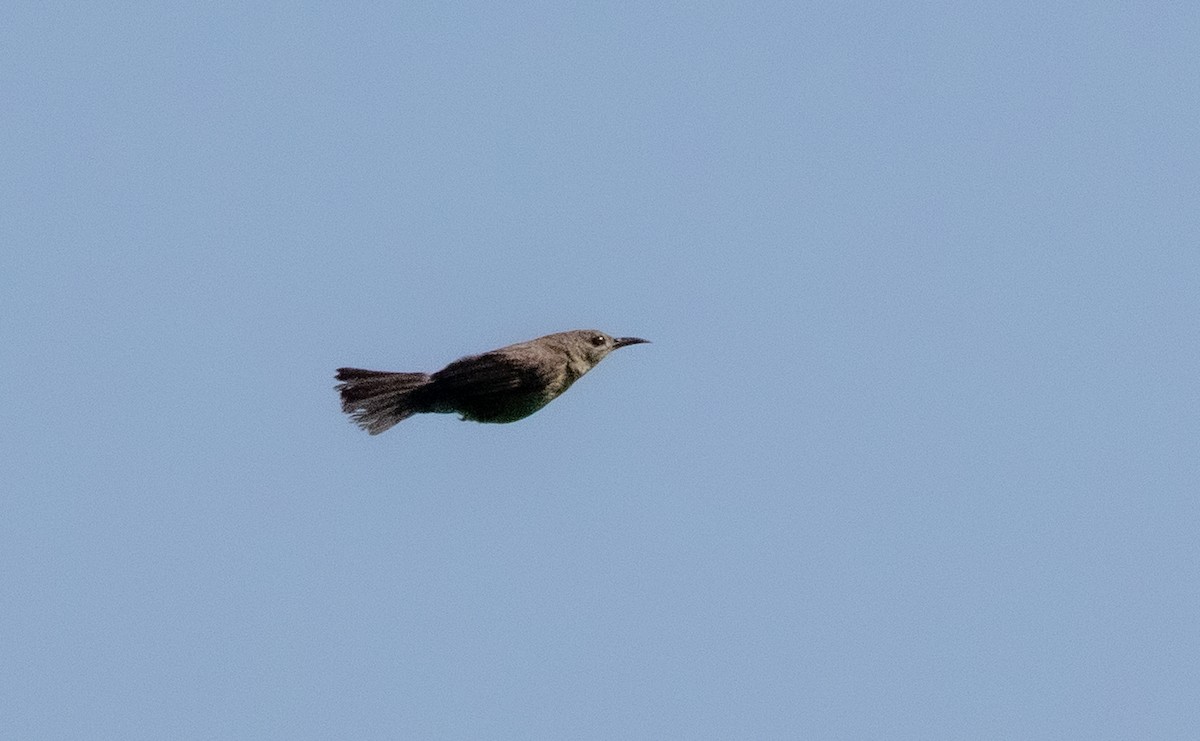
[335,368,432,435]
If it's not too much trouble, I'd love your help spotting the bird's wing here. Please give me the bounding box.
[430,351,552,401]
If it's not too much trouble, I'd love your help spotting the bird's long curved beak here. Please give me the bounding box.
[613,336,650,349]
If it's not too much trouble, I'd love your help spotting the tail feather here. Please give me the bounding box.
[335,368,431,435]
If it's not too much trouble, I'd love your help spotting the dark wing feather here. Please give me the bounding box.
[431,352,561,422]
[430,352,550,402]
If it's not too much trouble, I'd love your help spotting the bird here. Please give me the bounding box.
[335,329,649,434]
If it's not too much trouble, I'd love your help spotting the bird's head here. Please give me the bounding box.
[559,330,650,369]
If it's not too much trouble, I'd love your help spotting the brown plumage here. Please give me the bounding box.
[336,329,649,434]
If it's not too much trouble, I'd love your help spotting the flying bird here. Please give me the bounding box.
[336,329,649,434]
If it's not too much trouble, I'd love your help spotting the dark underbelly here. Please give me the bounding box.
[453,391,552,423]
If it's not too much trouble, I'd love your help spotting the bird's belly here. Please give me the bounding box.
[456,391,553,424]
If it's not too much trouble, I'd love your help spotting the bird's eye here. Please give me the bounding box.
[590,334,607,346]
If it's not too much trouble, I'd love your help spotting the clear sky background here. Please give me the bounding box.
[3,3,1198,739]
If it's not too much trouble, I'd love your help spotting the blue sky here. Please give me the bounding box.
[3,2,1198,738]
